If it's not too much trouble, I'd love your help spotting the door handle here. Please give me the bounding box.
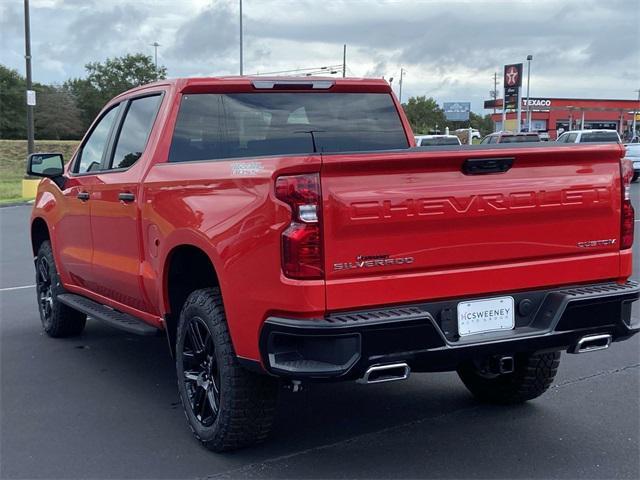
[118,192,135,203]
[462,157,514,175]
[77,191,90,201]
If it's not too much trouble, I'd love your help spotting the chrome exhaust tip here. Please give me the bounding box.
[568,334,612,354]
[358,363,410,384]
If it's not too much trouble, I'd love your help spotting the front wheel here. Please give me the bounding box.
[457,351,561,404]
[175,288,278,452]
[35,241,86,337]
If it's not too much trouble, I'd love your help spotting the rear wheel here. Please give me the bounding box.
[176,288,278,452]
[35,241,86,337]
[457,351,561,404]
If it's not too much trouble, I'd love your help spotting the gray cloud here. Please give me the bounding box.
[2,0,638,112]
[167,1,238,63]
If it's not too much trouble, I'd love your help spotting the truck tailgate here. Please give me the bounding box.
[321,144,624,310]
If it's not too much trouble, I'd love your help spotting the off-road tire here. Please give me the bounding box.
[176,288,278,452]
[457,351,561,404]
[35,241,86,337]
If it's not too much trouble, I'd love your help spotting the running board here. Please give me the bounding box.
[57,293,158,336]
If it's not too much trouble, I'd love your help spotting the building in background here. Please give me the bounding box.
[484,97,639,140]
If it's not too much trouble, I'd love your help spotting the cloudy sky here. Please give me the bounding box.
[1,0,638,112]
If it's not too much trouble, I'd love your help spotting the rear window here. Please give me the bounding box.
[168,93,408,162]
[499,135,540,143]
[419,137,460,146]
[580,131,619,143]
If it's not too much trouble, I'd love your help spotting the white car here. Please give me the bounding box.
[415,135,462,146]
[556,129,621,143]
[624,143,640,182]
[454,128,480,139]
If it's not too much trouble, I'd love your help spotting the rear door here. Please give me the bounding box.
[89,93,163,312]
[321,145,623,310]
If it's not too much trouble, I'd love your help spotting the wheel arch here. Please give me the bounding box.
[31,217,51,256]
[162,243,221,357]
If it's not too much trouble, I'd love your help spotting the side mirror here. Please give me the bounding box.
[27,153,64,178]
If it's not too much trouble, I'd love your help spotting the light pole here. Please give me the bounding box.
[239,0,243,75]
[151,42,160,73]
[633,89,639,139]
[525,54,533,132]
[398,68,405,104]
[23,0,35,155]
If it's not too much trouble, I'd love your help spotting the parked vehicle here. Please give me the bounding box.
[415,134,461,146]
[556,129,621,143]
[538,131,551,141]
[625,143,640,182]
[28,77,639,452]
[479,131,541,144]
[455,128,480,139]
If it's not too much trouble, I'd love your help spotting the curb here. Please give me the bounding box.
[0,200,34,208]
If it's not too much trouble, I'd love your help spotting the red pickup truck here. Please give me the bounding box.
[28,77,639,452]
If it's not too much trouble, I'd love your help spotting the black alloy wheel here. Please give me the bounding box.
[36,256,54,329]
[180,316,221,427]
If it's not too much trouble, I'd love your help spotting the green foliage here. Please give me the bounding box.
[402,95,494,136]
[35,86,84,140]
[402,96,447,135]
[469,112,494,136]
[0,66,28,139]
[1,53,166,140]
[65,53,166,128]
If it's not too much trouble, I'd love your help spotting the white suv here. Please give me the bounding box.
[556,129,621,143]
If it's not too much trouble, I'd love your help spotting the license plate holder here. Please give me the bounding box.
[457,296,515,336]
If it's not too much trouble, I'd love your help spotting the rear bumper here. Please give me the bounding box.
[259,281,640,381]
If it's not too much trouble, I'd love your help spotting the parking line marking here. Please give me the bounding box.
[0,285,36,292]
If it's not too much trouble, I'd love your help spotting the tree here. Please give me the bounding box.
[34,86,84,140]
[402,96,447,134]
[65,53,166,130]
[469,112,494,136]
[0,65,27,139]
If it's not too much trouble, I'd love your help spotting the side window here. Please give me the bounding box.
[556,133,567,143]
[480,136,490,144]
[109,95,162,170]
[488,136,498,144]
[567,133,578,143]
[75,106,119,174]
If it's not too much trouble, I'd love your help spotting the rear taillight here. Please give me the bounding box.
[275,173,323,279]
[621,158,635,249]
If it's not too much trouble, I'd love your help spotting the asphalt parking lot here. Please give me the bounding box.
[1,189,639,479]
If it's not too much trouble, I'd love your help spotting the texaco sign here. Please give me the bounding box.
[504,63,523,88]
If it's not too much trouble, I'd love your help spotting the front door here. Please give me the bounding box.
[56,105,121,288]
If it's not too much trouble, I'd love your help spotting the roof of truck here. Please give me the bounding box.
[114,76,393,100]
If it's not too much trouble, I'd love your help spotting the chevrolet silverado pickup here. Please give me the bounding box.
[28,77,639,452]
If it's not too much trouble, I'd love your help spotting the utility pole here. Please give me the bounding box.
[398,68,405,104]
[525,54,533,132]
[23,0,35,155]
[239,0,243,75]
[151,42,160,73]
[491,72,499,114]
[342,44,346,78]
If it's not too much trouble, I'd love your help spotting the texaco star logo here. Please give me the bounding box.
[505,66,519,87]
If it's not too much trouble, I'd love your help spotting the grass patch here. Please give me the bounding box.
[0,139,79,203]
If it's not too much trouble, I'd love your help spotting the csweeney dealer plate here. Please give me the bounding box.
[457,296,515,336]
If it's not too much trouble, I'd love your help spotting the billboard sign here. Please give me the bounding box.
[504,63,523,88]
[443,102,471,121]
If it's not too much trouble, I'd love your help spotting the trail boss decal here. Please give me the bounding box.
[333,254,414,271]
[577,239,616,248]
